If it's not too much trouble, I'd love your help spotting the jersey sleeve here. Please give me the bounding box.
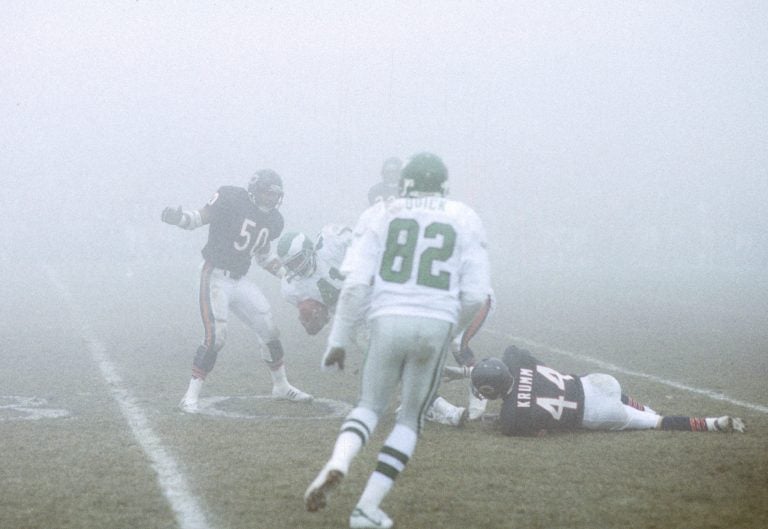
[206,186,232,221]
[457,206,492,297]
[340,205,383,286]
[502,346,539,369]
[280,279,301,306]
[316,224,353,267]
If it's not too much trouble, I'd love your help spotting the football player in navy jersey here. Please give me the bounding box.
[366,157,402,205]
[468,345,745,436]
[162,169,313,413]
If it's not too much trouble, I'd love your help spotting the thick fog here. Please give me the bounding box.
[3,1,767,286]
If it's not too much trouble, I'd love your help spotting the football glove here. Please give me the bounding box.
[161,206,183,225]
[321,346,346,372]
[443,365,473,382]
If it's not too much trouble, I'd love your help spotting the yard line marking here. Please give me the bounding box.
[44,266,213,529]
[486,329,768,415]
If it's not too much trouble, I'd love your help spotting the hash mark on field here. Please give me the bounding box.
[45,266,213,529]
[487,329,768,415]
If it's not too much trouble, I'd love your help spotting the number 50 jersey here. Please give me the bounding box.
[341,195,491,325]
[202,186,284,277]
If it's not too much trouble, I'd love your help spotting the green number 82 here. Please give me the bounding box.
[379,218,456,290]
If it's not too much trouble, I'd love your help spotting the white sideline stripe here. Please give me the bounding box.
[486,328,768,415]
[44,266,212,529]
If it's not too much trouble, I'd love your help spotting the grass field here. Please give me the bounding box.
[2,258,766,529]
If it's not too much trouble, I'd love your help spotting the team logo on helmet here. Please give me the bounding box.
[471,357,514,400]
[248,169,284,211]
[277,232,315,280]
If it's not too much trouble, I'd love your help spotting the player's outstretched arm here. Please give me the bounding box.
[161,204,209,230]
[443,365,473,382]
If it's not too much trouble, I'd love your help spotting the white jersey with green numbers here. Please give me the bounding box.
[341,195,491,324]
[281,224,353,309]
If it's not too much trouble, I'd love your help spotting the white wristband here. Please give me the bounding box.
[179,209,203,230]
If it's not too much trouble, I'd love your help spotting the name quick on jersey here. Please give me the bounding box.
[404,197,446,210]
[516,368,534,408]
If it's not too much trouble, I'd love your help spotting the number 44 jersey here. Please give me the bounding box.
[341,195,491,325]
[498,347,586,436]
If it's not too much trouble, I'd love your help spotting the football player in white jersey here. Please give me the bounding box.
[304,152,492,529]
[276,224,354,336]
[279,223,482,427]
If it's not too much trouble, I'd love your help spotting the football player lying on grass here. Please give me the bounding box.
[442,345,746,436]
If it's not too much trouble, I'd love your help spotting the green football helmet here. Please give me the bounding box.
[276,232,316,279]
[399,152,448,197]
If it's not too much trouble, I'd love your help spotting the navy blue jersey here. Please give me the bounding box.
[201,186,284,277]
[498,347,584,436]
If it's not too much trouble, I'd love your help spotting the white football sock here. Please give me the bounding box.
[357,423,417,509]
[329,407,379,474]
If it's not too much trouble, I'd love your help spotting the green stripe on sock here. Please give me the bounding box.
[344,418,371,438]
[380,445,409,466]
[375,461,400,480]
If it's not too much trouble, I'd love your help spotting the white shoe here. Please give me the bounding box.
[425,397,467,427]
[272,384,313,402]
[304,464,344,512]
[178,397,199,414]
[350,506,393,529]
[716,416,746,433]
[179,377,203,413]
[453,406,469,427]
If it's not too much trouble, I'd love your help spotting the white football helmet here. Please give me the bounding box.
[277,232,316,279]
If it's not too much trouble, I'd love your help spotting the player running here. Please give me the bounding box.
[304,152,492,528]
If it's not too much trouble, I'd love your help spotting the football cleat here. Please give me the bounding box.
[178,377,203,414]
[425,397,467,427]
[716,416,746,433]
[350,506,394,529]
[177,397,199,414]
[272,384,313,402]
[304,465,344,512]
[456,406,470,427]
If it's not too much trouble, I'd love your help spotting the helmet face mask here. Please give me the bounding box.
[248,169,284,211]
[277,232,316,279]
[399,152,448,197]
[471,357,514,400]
